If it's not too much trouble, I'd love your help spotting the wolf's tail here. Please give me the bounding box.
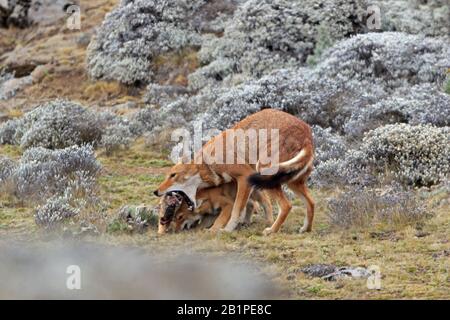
[248,147,313,189]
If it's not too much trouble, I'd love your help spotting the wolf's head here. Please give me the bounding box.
[153,162,220,209]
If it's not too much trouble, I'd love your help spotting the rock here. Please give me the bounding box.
[76,32,92,48]
[0,75,33,100]
[116,204,159,233]
[301,264,372,281]
[301,264,337,278]
[322,267,371,281]
[1,0,75,28]
[30,64,53,83]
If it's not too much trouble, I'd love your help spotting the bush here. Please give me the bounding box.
[313,32,450,90]
[0,119,20,144]
[143,84,189,106]
[0,156,15,186]
[312,124,450,188]
[0,100,149,154]
[87,0,237,85]
[311,150,376,188]
[189,0,368,90]
[312,126,347,165]
[0,145,103,229]
[327,185,426,228]
[34,195,79,229]
[360,124,450,187]
[344,84,450,138]
[0,100,102,149]
[375,0,450,37]
[8,145,101,203]
[100,123,133,155]
[183,33,450,134]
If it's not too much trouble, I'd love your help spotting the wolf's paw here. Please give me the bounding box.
[263,227,273,236]
[299,226,311,234]
[207,227,220,234]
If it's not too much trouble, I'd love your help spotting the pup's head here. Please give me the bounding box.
[157,191,196,234]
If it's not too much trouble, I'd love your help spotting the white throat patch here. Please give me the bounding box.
[165,173,203,208]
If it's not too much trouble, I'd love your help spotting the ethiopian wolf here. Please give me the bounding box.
[153,109,315,234]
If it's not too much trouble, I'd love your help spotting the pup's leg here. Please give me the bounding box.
[252,190,273,225]
[243,200,256,225]
[288,180,315,233]
[263,187,292,235]
[209,203,232,231]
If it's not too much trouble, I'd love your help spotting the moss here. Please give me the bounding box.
[445,77,450,95]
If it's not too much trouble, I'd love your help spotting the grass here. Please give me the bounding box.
[1,141,448,299]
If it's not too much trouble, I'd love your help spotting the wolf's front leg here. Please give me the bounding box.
[223,177,252,232]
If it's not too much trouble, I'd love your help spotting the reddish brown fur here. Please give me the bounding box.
[155,109,315,234]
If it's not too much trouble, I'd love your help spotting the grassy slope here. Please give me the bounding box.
[0,0,448,299]
[1,142,448,299]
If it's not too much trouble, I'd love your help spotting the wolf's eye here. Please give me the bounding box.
[170,173,176,178]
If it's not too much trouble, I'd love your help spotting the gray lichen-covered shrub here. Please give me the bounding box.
[312,126,347,165]
[190,32,450,133]
[375,0,450,37]
[344,84,450,138]
[313,32,450,90]
[0,118,20,144]
[1,145,103,229]
[87,0,238,85]
[311,149,376,188]
[189,0,368,90]
[10,145,101,202]
[360,124,450,187]
[100,123,133,155]
[143,84,189,106]
[34,195,80,228]
[0,156,16,186]
[0,100,102,149]
[128,107,158,135]
[312,124,450,188]
[327,185,426,228]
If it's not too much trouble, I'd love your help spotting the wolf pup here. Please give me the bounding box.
[154,109,314,234]
[158,185,273,234]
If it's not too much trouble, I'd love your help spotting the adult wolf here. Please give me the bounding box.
[153,109,315,234]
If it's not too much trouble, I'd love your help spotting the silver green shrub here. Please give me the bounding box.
[185,32,450,133]
[100,123,133,155]
[360,124,450,187]
[0,100,102,149]
[34,195,80,228]
[87,0,238,85]
[374,0,450,37]
[143,84,189,106]
[189,0,368,90]
[2,145,103,228]
[311,126,348,165]
[327,185,426,228]
[344,84,450,138]
[10,145,101,202]
[313,32,450,90]
[312,124,450,188]
[0,119,20,144]
[0,156,16,186]
[311,150,376,188]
